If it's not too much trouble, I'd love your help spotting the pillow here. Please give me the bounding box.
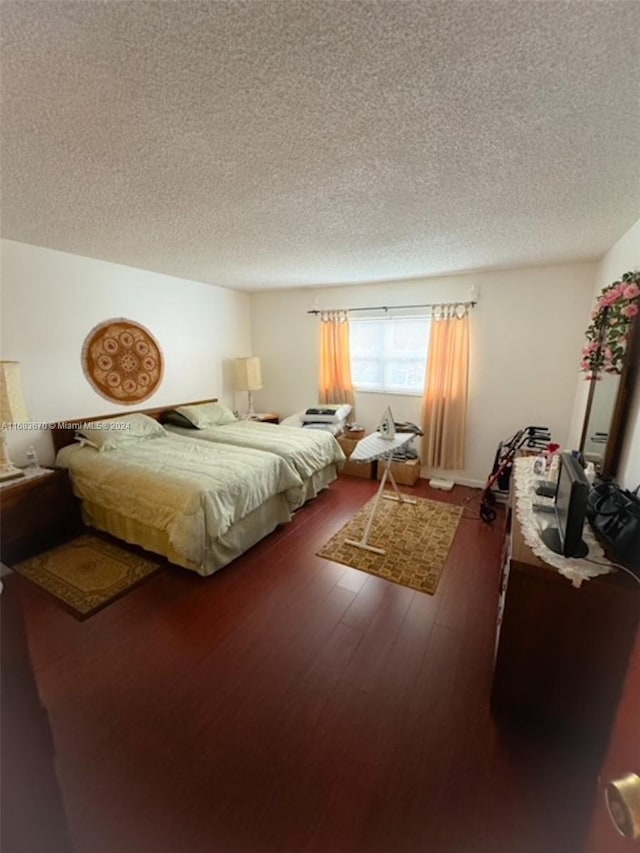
[76,413,165,451]
[176,402,237,428]
[160,410,198,429]
[301,403,352,424]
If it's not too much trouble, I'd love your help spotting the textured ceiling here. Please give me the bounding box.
[1,1,639,292]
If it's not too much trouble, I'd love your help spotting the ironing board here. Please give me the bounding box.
[345,432,417,555]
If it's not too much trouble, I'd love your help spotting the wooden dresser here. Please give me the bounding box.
[1,565,74,852]
[0,468,82,564]
[491,487,639,762]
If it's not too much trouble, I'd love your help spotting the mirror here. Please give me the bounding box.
[580,307,639,478]
[580,373,621,468]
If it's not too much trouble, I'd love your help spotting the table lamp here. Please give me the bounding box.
[234,356,263,418]
[0,361,30,482]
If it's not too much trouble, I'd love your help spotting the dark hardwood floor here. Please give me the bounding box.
[2,476,636,853]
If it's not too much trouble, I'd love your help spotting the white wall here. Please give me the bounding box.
[2,238,616,489]
[0,240,251,466]
[573,218,640,490]
[250,262,596,486]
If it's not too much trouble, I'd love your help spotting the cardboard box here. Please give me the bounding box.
[376,458,421,485]
[337,435,360,457]
[337,432,375,479]
[344,427,365,441]
[340,459,375,479]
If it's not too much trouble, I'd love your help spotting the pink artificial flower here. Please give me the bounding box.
[623,303,639,318]
[623,282,640,300]
[602,290,622,307]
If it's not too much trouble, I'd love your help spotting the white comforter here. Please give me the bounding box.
[166,420,346,480]
[56,435,302,567]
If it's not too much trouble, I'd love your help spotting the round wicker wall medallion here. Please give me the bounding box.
[82,318,164,404]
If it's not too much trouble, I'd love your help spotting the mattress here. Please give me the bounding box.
[56,434,302,576]
[165,420,346,483]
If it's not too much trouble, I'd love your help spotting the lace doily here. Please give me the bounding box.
[512,457,614,588]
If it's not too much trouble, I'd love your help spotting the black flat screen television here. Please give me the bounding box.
[540,452,590,558]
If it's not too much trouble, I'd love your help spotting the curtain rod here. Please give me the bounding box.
[306,300,477,315]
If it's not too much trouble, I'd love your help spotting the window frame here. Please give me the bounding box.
[349,314,431,396]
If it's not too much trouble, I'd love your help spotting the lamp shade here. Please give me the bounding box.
[234,357,263,392]
[0,361,29,423]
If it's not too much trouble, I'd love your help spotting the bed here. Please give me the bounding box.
[162,401,346,507]
[52,404,303,577]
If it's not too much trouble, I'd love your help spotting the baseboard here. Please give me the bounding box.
[448,477,485,490]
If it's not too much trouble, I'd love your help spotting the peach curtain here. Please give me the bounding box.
[422,307,469,470]
[319,310,355,414]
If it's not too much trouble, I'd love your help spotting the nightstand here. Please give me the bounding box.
[249,413,280,425]
[0,468,82,564]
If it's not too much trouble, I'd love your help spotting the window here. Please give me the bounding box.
[350,316,430,394]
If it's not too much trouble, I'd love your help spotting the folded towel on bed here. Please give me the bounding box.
[301,403,352,424]
[280,412,346,436]
[305,405,343,415]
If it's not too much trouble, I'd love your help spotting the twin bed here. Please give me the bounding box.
[52,400,346,577]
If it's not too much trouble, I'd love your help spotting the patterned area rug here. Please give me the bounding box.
[317,495,463,595]
[13,534,163,618]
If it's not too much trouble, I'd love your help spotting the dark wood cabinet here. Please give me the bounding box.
[491,500,639,762]
[1,570,74,852]
[0,468,82,564]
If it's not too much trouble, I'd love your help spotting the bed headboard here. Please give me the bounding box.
[51,398,218,453]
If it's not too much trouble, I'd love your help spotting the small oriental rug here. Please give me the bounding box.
[12,534,163,619]
[317,495,463,595]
